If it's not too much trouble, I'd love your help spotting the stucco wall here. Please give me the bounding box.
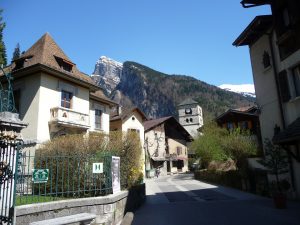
[89,100,110,133]
[122,111,145,175]
[168,138,188,173]
[37,74,90,142]
[15,74,41,142]
[144,124,166,158]
[249,31,300,199]
[250,33,282,141]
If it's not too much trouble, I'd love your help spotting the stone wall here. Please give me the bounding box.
[16,190,132,225]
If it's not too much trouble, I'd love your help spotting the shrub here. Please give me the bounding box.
[194,169,243,190]
[36,131,143,195]
[191,122,258,170]
[191,122,228,168]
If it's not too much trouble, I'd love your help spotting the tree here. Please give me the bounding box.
[0,9,7,66]
[190,122,228,168]
[191,122,258,169]
[261,139,289,192]
[12,43,21,61]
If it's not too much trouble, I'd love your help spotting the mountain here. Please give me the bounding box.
[91,56,122,94]
[92,57,256,120]
[218,84,256,98]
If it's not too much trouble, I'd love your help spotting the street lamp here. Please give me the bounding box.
[0,65,16,113]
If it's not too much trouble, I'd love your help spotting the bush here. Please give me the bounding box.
[191,122,258,170]
[194,170,243,190]
[36,131,143,193]
[190,122,228,168]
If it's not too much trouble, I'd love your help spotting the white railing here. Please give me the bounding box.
[50,107,90,128]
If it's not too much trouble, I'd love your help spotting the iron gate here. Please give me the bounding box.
[0,139,22,225]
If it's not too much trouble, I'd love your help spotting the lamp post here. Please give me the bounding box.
[0,65,16,113]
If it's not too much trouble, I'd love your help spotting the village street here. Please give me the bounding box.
[132,174,300,225]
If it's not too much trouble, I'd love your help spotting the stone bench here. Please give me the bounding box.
[29,213,96,225]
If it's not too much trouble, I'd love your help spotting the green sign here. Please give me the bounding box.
[32,169,49,183]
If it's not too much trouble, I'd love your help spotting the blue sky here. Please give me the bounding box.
[2,0,270,86]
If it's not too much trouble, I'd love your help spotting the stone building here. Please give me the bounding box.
[178,99,203,137]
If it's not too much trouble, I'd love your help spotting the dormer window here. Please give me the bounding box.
[54,56,74,72]
[13,55,33,70]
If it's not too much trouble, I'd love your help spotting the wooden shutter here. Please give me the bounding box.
[278,70,291,102]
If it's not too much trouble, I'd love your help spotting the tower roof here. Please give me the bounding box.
[10,33,98,89]
[178,99,198,106]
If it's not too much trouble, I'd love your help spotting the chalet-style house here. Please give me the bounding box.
[234,0,300,198]
[144,116,193,176]
[216,106,262,144]
[2,33,117,149]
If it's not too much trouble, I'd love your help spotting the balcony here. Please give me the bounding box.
[49,107,90,129]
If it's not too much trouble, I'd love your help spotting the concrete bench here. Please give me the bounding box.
[29,213,96,225]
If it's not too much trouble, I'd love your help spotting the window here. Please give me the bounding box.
[262,51,271,69]
[189,118,193,122]
[227,122,234,130]
[61,90,73,108]
[292,65,300,97]
[95,109,102,129]
[13,89,21,113]
[128,129,140,135]
[55,56,74,72]
[278,70,291,102]
[177,147,182,155]
[186,118,189,123]
[185,108,192,114]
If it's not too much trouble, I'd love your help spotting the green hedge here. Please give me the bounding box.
[194,170,243,190]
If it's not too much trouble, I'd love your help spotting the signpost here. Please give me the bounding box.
[92,163,103,174]
[32,169,49,183]
[111,156,120,194]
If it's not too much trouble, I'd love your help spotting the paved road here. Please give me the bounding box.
[132,174,300,225]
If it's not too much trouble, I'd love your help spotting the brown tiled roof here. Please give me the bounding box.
[90,90,118,106]
[273,117,300,144]
[144,116,193,141]
[10,33,98,88]
[110,107,147,122]
[143,116,172,131]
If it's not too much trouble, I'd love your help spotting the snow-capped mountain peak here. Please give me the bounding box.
[218,84,255,98]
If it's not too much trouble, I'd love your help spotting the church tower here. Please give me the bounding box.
[178,99,203,137]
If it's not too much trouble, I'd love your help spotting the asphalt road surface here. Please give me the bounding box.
[132,174,300,225]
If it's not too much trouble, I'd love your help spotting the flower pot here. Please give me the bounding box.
[273,193,286,209]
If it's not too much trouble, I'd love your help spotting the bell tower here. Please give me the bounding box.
[178,99,203,137]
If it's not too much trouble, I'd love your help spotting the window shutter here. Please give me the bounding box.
[278,70,291,102]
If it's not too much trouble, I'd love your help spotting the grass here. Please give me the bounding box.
[16,195,66,206]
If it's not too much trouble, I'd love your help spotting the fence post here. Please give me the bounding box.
[0,112,27,225]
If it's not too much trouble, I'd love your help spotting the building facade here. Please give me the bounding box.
[234,0,300,198]
[178,99,203,137]
[2,33,116,147]
[144,116,193,176]
[110,107,147,174]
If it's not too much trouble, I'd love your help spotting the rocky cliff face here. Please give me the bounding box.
[91,57,255,119]
[91,56,123,94]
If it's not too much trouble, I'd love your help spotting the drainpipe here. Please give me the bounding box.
[267,30,298,194]
[267,30,286,129]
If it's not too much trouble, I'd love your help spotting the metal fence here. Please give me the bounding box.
[16,151,113,206]
[0,139,22,225]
